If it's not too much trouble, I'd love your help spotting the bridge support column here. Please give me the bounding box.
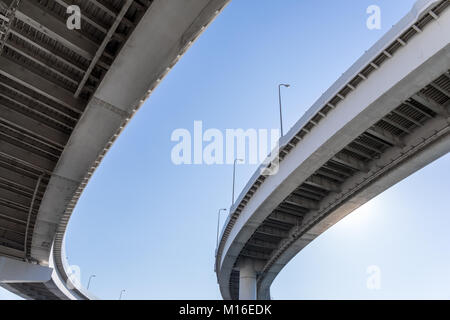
[239,258,257,300]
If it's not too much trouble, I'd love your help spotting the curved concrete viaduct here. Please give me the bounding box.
[0,0,230,299]
[216,0,450,300]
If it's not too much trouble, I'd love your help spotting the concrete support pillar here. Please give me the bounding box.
[239,258,257,300]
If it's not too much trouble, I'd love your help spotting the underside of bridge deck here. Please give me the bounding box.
[0,0,231,299]
[0,0,152,263]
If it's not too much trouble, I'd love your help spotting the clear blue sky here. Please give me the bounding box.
[2,0,450,300]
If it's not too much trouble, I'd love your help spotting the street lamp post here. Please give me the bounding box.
[278,84,290,137]
[232,158,243,206]
[87,274,96,290]
[119,289,126,300]
[216,208,227,252]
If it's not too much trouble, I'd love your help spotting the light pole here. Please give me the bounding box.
[232,158,243,206]
[119,289,125,300]
[278,83,290,137]
[216,208,227,252]
[87,274,96,290]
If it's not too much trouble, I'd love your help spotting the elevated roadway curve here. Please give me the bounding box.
[0,0,230,299]
[216,0,450,300]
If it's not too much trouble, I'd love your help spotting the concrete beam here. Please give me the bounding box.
[366,126,405,147]
[240,249,271,261]
[89,0,134,27]
[0,104,69,147]
[0,95,73,132]
[276,206,307,216]
[392,109,424,127]
[3,42,78,86]
[0,162,42,191]
[0,224,24,237]
[322,163,352,177]
[352,139,384,154]
[267,211,301,225]
[0,184,34,208]
[0,207,27,225]
[0,79,79,120]
[247,238,279,250]
[382,117,412,134]
[0,138,55,172]
[0,56,84,112]
[9,29,89,77]
[255,225,289,238]
[0,236,23,250]
[316,168,347,182]
[74,0,133,97]
[345,145,377,159]
[0,245,23,259]
[0,256,52,283]
[285,194,319,210]
[430,82,450,98]
[332,152,368,172]
[412,93,449,116]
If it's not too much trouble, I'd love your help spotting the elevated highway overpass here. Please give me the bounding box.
[0,0,230,299]
[216,0,450,300]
